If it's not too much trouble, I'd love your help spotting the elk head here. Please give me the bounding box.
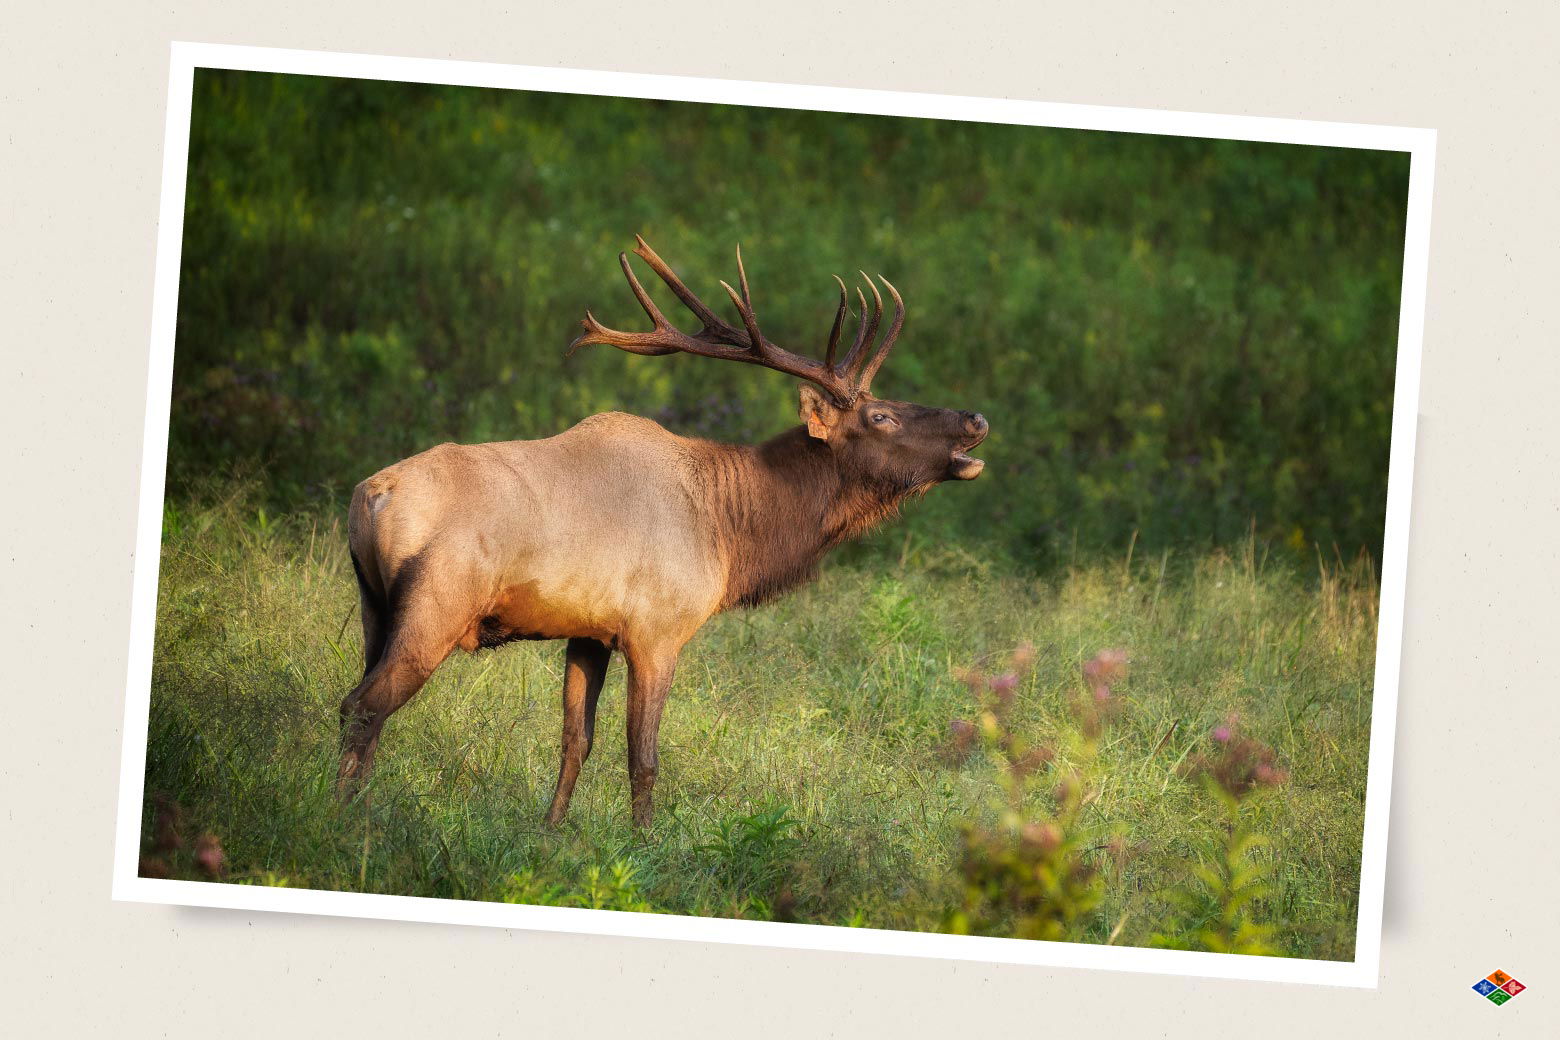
[568,235,989,492]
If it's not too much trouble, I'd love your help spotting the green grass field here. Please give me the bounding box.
[142,488,1376,959]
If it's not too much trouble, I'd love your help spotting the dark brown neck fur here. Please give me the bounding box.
[698,426,913,610]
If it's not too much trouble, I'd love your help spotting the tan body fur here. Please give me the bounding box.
[351,413,720,661]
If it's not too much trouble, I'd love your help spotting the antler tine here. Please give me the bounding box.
[566,251,683,357]
[719,280,767,359]
[833,287,866,377]
[854,275,905,394]
[567,307,682,356]
[735,244,753,310]
[631,234,742,339]
[825,275,849,370]
[839,275,884,381]
[617,251,671,331]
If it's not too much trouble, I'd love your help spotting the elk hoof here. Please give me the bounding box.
[334,767,365,803]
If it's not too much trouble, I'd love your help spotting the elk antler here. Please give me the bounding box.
[567,235,904,406]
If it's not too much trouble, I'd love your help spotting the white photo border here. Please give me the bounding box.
[113,41,1435,990]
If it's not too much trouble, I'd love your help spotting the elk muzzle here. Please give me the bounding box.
[949,412,988,480]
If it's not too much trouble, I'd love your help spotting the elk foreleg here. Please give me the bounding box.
[624,646,678,831]
[544,637,613,826]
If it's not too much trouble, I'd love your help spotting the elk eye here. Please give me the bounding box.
[870,412,893,426]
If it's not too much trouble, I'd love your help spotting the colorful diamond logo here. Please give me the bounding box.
[1473,969,1526,1005]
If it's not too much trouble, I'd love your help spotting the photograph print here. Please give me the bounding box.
[117,47,1429,983]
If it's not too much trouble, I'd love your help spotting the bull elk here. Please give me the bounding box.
[338,236,989,828]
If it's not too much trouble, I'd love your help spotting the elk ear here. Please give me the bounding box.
[798,384,841,441]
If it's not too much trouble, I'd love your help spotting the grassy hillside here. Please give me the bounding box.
[143,491,1375,959]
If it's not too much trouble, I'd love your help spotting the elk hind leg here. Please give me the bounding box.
[336,636,448,796]
[544,637,612,826]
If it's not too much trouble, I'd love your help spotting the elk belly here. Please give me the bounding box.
[458,578,618,652]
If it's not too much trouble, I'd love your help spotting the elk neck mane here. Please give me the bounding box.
[693,425,921,611]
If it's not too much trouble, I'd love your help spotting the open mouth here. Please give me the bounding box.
[949,452,985,479]
[949,428,988,480]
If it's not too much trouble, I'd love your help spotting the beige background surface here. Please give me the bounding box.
[3,2,1557,1035]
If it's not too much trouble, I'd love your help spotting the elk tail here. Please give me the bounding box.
[349,550,387,620]
[347,479,394,674]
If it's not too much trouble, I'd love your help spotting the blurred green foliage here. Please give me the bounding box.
[170,70,1408,568]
